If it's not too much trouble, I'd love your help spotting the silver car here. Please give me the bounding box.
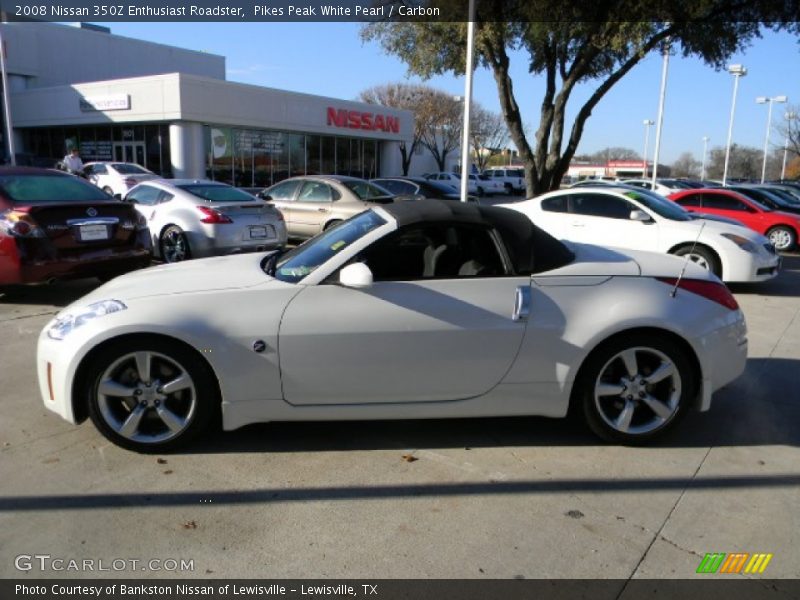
[124,179,287,263]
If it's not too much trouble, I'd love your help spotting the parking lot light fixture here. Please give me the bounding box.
[782,111,798,180]
[723,64,747,186]
[758,95,788,183]
[701,136,710,181]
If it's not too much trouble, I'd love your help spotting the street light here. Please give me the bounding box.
[782,111,798,181]
[756,95,788,183]
[722,64,747,186]
[642,119,654,177]
[701,136,710,181]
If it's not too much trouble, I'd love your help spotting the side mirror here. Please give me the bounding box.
[259,192,272,201]
[629,209,651,222]
[339,263,373,288]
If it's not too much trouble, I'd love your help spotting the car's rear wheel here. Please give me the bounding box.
[766,226,796,251]
[672,245,721,278]
[85,338,216,453]
[504,182,512,194]
[324,219,342,231]
[578,334,695,444]
[160,225,191,263]
[102,186,114,195]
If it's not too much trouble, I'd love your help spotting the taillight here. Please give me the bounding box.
[0,210,46,238]
[657,278,739,310]
[197,206,233,224]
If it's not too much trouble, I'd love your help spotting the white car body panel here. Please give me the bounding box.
[84,162,158,197]
[502,189,780,283]
[37,205,748,436]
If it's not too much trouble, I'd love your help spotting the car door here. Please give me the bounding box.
[262,179,302,234]
[278,223,531,405]
[124,184,164,246]
[565,192,658,249]
[291,180,336,237]
[699,192,759,226]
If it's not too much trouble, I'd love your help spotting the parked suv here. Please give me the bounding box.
[482,168,525,194]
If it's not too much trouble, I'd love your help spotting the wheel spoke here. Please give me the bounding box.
[119,404,146,438]
[641,394,673,420]
[134,352,152,383]
[614,400,635,432]
[156,405,187,433]
[645,361,675,385]
[161,373,191,395]
[596,381,625,397]
[98,379,136,398]
[619,349,639,379]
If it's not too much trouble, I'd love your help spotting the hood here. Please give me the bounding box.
[78,253,274,304]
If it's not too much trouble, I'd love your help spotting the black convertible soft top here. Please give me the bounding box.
[382,199,574,274]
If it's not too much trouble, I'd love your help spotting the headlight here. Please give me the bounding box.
[47,300,127,340]
[721,233,758,253]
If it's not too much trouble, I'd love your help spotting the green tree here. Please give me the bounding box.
[362,5,797,195]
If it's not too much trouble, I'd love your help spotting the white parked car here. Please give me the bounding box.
[83,162,158,197]
[501,187,780,283]
[424,172,479,195]
[125,179,287,262]
[473,174,505,196]
[37,200,747,452]
[482,167,525,193]
[622,178,695,196]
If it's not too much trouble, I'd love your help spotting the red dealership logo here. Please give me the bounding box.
[327,107,400,133]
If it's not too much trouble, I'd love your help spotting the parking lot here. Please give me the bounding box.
[0,252,798,582]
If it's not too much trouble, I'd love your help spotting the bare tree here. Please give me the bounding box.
[470,106,509,171]
[706,144,762,181]
[359,83,435,175]
[671,152,701,179]
[419,91,463,172]
[773,104,800,178]
[588,147,641,163]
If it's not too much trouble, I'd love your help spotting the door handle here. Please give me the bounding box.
[317,207,329,213]
[512,286,531,322]
[570,222,585,227]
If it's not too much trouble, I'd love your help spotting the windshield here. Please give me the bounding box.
[622,189,691,221]
[177,184,258,203]
[271,210,387,283]
[342,180,393,200]
[0,175,111,203]
[112,163,150,175]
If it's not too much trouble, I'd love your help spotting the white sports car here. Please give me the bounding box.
[37,200,747,452]
[502,187,780,283]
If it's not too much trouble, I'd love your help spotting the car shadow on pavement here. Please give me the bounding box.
[0,278,101,308]
[190,357,800,454]
[728,253,800,298]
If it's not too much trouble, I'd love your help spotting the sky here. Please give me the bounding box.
[95,22,800,165]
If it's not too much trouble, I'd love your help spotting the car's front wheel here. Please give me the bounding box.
[672,245,721,278]
[160,225,191,263]
[577,333,696,444]
[84,338,217,453]
[767,226,796,252]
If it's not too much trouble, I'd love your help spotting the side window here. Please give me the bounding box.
[703,194,749,211]
[675,193,702,207]
[358,224,507,281]
[94,165,108,175]
[126,185,161,206]
[384,180,415,195]
[297,181,332,203]
[265,180,301,202]
[158,191,174,204]
[541,196,568,213]
[570,193,634,219]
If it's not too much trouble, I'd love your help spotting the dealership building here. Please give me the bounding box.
[0,21,416,186]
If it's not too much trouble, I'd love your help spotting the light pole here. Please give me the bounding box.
[782,111,798,181]
[756,95,787,183]
[722,64,747,186]
[701,136,710,181]
[650,40,670,187]
[642,119,654,177]
[458,0,476,203]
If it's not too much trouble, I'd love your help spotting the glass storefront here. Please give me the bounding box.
[20,123,383,186]
[21,124,172,176]
[205,125,381,187]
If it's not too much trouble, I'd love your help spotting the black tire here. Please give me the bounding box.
[324,219,342,231]
[577,333,696,445]
[766,226,796,252]
[102,186,114,195]
[159,225,191,263]
[476,186,485,197]
[672,245,722,278]
[84,337,217,453]
[504,182,513,194]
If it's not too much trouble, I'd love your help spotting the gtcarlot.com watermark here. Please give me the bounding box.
[15,554,194,573]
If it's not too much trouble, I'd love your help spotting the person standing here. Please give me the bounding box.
[62,147,84,174]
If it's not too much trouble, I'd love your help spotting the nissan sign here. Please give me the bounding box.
[327,107,400,133]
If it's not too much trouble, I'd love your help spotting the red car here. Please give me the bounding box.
[0,167,152,284]
[668,188,800,251]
